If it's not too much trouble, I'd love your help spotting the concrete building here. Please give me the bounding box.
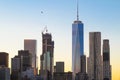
[40,31,54,80]
[18,50,32,71]
[103,39,111,80]
[87,32,102,80]
[56,62,64,73]
[0,52,9,67]
[0,66,10,80]
[80,55,86,73]
[11,56,21,80]
[11,56,21,71]
[24,40,37,70]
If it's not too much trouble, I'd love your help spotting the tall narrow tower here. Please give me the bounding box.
[103,39,111,80]
[72,0,84,79]
[87,32,102,80]
[40,29,54,80]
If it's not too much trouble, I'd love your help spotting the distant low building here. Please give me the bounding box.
[56,62,64,73]
[53,72,72,80]
[75,72,88,80]
[0,66,10,80]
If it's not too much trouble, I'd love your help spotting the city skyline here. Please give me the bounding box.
[0,0,120,80]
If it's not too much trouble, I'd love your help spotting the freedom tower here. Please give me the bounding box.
[72,0,84,79]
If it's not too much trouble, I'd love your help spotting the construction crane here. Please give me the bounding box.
[42,26,48,34]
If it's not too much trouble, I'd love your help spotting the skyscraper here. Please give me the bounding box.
[103,39,111,80]
[40,30,54,80]
[0,52,9,67]
[72,0,84,79]
[18,50,32,71]
[24,39,37,69]
[87,32,102,80]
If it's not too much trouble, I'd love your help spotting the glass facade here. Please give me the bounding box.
[72,20,84,78]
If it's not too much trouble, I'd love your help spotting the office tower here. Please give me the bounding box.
[11,56,21,80]
[24,39,37,69]
[87,32,102,80]
[0,66,10,80]
[103,39,111,80]
[72,0,84,79]
[18,50,32,71]
[75,55,88,80]
[0,52,9,67]
[80,55,86,73]
[40,30,54,80]
[56,62,64,73]
[11,56,21,72]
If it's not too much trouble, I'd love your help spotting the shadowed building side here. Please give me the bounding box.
[40,31,54,80]
[0,52,9,67]
[103,39,111,80]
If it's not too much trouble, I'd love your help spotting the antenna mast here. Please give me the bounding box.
[77,0,79,21]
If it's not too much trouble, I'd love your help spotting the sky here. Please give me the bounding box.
[0,0,120,79]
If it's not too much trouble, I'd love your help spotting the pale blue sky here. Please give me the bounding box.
[0,0,120,79]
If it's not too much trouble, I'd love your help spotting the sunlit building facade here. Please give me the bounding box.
[24,39,37,69]
[87,32,102,80]
[72,20,84,79]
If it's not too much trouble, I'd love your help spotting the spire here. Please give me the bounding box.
[77,0,79,21]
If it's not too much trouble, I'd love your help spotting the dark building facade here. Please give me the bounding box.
[18,50,32,71]
[0,52,9,67]
[11,56,21,80]
[11,50,32,80]
[80,55,86,73]
[103,39,111,80]
[0,66,10,80]
[75,72,88,80]
[54,72,72,80]
[40,31,54,80]
[56,62,64,73]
